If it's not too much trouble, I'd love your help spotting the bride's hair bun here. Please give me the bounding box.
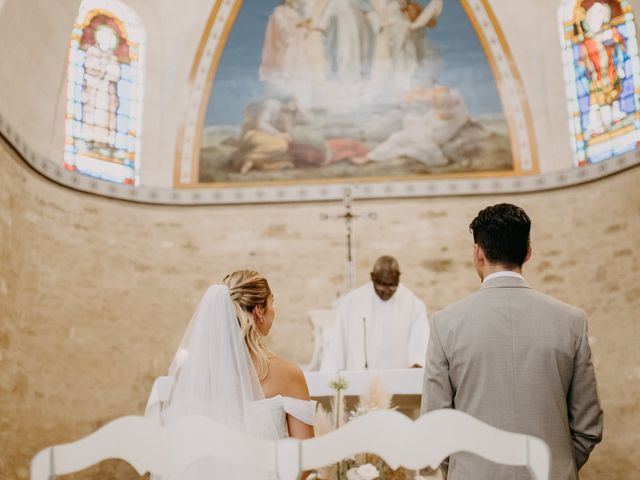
[223,270,273,379]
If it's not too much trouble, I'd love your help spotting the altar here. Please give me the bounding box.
[303,368,424,419]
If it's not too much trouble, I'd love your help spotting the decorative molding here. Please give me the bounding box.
[465,0,538,173]
[175,0,240,186]
[1,111,639,205]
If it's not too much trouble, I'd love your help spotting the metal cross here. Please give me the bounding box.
[320,189,376,292]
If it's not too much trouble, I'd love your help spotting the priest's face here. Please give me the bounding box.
[371,271,400,301]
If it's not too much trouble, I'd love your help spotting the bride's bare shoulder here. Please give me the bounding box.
[267,356,310,400]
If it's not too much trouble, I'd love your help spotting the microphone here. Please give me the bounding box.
[363,316,368,370]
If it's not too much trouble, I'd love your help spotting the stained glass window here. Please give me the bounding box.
[560,0,640,165]
[64,0,144,185]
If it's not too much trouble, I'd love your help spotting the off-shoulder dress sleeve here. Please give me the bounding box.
[283,397,317,426]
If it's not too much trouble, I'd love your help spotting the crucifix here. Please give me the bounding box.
[320,189,377,292]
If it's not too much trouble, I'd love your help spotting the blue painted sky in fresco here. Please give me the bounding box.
[205,0,503,126]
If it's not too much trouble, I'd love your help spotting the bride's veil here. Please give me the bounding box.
[155,285,279,478]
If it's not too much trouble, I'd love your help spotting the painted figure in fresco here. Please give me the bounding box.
[237,96,369,172]
[298,0,330,80]
[372,0,443,78]
[406,0,444,69]
[315,0,378,81]
[260,0,444,108]
[198,0,517,182]
[237,97,300,173]
[366,85,469,165]
[260,0,307,86]
[82,25,121,151]
[368,0,443,100]
[577,1,630,136]
[261,0,333,105]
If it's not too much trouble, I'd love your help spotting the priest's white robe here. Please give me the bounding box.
[320,282,429,371]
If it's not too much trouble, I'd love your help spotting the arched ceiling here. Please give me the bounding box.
[0,0,639,204]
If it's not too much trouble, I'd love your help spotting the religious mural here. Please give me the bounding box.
[64,0,143,185]
[196,0,517,184]
[561,0,640,165]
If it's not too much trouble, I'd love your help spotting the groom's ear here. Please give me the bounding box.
[523,245,532,264]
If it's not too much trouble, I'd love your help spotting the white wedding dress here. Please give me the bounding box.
[145,285,316,478]
[146,384,317,441]
[252,395,317,440]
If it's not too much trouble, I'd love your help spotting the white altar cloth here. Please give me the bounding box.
[145,369,424,418]
[303,368,424,397]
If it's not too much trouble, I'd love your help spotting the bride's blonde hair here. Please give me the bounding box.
[223,270,273,380]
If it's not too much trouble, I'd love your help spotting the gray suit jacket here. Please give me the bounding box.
[421,276,603,480]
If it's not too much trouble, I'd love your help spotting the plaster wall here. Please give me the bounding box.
[1,136,639,478]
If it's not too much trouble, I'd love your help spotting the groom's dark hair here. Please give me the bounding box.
[469,203,531,267]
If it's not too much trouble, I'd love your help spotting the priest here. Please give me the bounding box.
[320,256,429,371]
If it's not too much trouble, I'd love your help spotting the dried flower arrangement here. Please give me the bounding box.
[309,375,432,480]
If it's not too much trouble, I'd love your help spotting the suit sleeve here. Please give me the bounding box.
[567,312,603,470]
[421,313,453,413]
[408,299,430,367]
[421,313,453,478]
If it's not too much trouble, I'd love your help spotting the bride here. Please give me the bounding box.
[149,270,316,478]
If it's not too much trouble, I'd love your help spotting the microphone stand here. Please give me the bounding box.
[363,317,368,370]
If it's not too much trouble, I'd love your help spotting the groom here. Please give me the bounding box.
[421,203,603,479]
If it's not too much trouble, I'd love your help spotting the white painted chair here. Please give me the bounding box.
[30,415,299,480]
[302,410,551,480]
[31,409,550,480]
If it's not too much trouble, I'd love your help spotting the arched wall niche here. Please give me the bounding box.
[175,0,539,188]
[1,0,640,203]
[164,0,640,201]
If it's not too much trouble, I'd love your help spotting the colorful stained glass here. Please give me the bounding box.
[64,0,144,185]
[561,0,640,166]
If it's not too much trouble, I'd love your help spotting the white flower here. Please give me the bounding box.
[346,463,379,480]
[348,405,377,421]
[329,375,349,391]
[357,464,379,480]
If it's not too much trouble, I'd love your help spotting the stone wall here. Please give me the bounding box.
[1,137,639,478]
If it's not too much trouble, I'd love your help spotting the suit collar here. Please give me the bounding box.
[479,275,531,290]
